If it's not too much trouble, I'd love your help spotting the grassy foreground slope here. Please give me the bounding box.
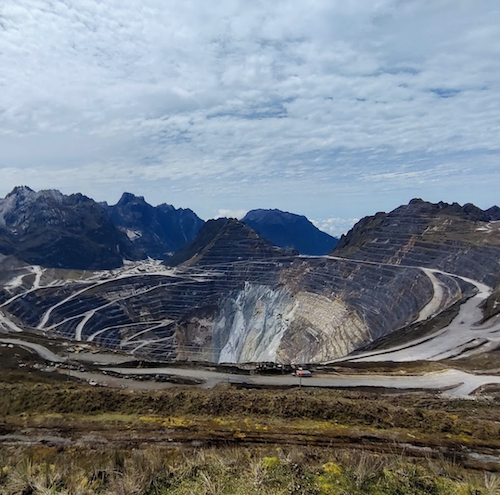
[1,444,499,495]
[1,361,500,494]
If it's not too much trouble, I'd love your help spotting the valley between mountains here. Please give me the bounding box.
[0,188,500,398]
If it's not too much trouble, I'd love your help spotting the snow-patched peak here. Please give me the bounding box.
[0,186,142,269]
[4,186,63,206]
[0,192,22,227]
[1,186,36,218]
[5,185,35,199]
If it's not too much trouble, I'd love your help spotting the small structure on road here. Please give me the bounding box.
[295,369,312,377]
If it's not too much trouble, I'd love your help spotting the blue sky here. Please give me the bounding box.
[0,0,499,236]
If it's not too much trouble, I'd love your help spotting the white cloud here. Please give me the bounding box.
[0,0,499,219]
[312,218,360,238]
[214,209,247,220]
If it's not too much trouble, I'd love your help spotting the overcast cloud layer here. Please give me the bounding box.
[0,0,499,235]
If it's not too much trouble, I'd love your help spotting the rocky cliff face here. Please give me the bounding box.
[0,186,140,270]
[213,283,296,363]
[334,199,500,287]
[211,282,370,364]
[106,193,204,258]
[242,209,338,255]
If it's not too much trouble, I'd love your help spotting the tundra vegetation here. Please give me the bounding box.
[1,445,499,495]
[1,363,500,495]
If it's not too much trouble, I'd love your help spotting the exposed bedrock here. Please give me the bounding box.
[275,291,368,363]
[334,199,500,288]
[278,258,462,343]
[176,260,468,364]
[200,283,370,364]
[174,305,218,361]
[213,283,296,363]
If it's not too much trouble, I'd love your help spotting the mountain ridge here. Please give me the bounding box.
[105,192,204,259]
[166,217,297,267]
[0,186,140,270]
[242,208,338,255]
[334,198,500,287]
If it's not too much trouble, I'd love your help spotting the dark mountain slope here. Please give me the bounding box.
[333,198,500,287]
[106,193,204,259]
[0,186,139,270]
[166,218,296,267]
[242,209,338,255]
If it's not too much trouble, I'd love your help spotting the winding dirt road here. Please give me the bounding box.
[2,335,500,398]
[102,365,500,397]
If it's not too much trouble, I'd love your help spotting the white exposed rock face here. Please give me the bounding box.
[0,187,64,228]
[122,228,142,241]
[215,283,296,363]
[214,283,369,363]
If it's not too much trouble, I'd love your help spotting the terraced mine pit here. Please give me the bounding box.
[0,256,474,363]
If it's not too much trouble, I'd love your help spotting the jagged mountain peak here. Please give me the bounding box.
[157,203,175,212]
[405,198,493,221]
[1,187,63,228]
[242,208,338,256]
[0,186,141,269]
[6,185,65,201]
[1,186,204,264]
[3,186,52,210]
[5,185,35,198]
[106,193,204,258]
[116,192,148,206]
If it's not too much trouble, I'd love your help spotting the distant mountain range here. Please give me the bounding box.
[0,186,137,270]
[0,187,337,269]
